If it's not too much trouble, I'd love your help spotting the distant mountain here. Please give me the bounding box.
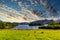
[29,19,54,26]
[19,22,29,25]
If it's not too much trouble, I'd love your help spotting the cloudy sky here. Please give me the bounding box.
[0,0,60,17]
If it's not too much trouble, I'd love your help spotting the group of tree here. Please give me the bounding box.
[0,21,18,29]
[39,22,60,29]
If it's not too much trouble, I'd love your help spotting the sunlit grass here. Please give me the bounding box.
[0,29,60,40]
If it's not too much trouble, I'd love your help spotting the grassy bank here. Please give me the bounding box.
[0,29,59,40]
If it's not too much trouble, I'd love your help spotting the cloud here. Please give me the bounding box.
[18,1,24,9]
[40,0,58,17]
[34,1,38,6]
[18,2,22,7]
[11,0,17,2]
[30,0,34,5]
[0,0,5,4]
[30,0,38,6]
[18,1,30,11]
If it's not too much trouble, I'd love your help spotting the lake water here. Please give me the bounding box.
[13,25,40,29]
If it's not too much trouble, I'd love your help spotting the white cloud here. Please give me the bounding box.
[30,0,38,6]
[11,0,17,2]
[18,2,23,7]
[30,0,34,5]
[35,1,38,4]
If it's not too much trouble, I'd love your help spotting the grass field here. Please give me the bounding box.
[0,29,60,40]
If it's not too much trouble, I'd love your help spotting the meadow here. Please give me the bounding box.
[0,29,59,40]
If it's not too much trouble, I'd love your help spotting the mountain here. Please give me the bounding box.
[29,19,54,26]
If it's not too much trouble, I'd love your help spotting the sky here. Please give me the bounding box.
[0,0,60,17]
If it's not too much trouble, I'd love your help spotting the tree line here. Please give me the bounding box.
[0,21,18,29]
[39,22,60,29]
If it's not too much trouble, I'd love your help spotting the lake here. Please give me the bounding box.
[13,25,40,29]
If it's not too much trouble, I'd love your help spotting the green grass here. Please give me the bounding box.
[0,29,60,40]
